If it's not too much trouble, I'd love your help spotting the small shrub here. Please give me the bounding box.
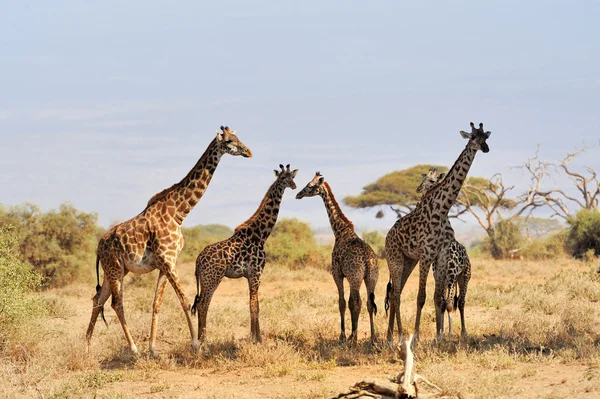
[566,209,600,259]
[265,218,329,268]
[5,203,101,287]
[0,225,46,350]
[179,224,233,264]
[361,230,385,258]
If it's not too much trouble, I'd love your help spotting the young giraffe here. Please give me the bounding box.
[296,172,379,345]
[86,126,252,357]
[191,164,298,343]
[384,122,491,344]
[416,168,472,340]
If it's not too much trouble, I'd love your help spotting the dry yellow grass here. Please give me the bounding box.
[1,257,599,398]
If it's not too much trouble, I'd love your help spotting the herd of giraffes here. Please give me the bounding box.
[85,123,492,357]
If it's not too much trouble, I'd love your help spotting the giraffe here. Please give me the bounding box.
[191,164,298,343]
[384,122,491,344]
[416,168,472,340]
[296,172,379,345]
[86,126,252,357]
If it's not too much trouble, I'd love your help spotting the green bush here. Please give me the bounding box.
[518,231,566,260]
[4,203,101,287]
[481,219,524,259]
[361,230,385,258]
[265,218,330,269]
[0,225,46,348]
[179,224,233,263]
[566,209,600,259]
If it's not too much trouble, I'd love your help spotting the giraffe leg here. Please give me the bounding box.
[162,264,199,352]
[458,272,469,340]
[149,271,168,358]
[398,256,419,343]
[248,275,262,343]
[109,277,138,355]
[333,269,347,343]
[196,288,217,344]
[434,282,445,342]
[413,256,433,344]
[385,255,401,344]
[347,286,361,345]
[85,276,111,350]
[365,257,378,345]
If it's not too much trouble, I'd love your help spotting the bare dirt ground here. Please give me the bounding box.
[2,258,599,398]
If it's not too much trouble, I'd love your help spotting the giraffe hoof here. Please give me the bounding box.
[191,339,200,353]
[149,349,160,360]
[338,333,346,344]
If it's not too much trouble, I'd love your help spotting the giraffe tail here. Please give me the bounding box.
[384,280,392,316]
[445,282,458,313]
[95,254,108,327]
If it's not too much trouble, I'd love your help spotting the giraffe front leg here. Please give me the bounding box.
[161,263,199,352]
[248,276,262,343]
[333,270,346,343]
[149,271,168,358]
[413,257,433,344]
[458,273,469,340]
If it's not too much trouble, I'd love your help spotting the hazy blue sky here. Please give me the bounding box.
[1,1,599,233]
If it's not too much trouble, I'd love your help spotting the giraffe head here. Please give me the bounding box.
[416,167,445,194]
[273,164,299,190]
[459,122,492,153]
[216,126,253,158]
[295,172,326,199]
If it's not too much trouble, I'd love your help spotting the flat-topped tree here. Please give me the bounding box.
[296,172,379,345]
[86,126,252,357]
[192,164,298,343]
[384,122,491,344]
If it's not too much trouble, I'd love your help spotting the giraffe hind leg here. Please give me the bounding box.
[86,277,111,349]
[109,277,139,355]
[149,271,168,358]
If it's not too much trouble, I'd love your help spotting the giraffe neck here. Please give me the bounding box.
[236,181,286,244]
[320,182,354,239]
[147,138,222,224]
[427,145,477,215]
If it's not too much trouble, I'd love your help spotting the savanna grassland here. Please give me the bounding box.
[1,256,599,399]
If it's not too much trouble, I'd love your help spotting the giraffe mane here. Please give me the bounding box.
[323,182,354,230]
[145,137,219,209]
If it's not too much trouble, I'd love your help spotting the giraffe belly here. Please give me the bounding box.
[225,262,246,279]
[124,250,157,274]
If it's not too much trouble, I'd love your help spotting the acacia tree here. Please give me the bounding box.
[343,165,534,258]
[343,164,472,219]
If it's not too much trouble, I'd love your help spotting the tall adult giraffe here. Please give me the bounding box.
[384,122,491,344]
[86,126,252,357]
[192,164,298,343]
[296,172,379,345]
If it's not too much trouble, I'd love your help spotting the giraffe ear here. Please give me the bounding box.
[459,130,472,139]
[438,173,446,181]
[421,173,427,178]
[216,131,224,141]
[274,169,280,177]
[484,130,492,139]
[318,177,324,185]
[291,169,299,178]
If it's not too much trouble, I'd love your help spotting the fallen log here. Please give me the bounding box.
[333,335,453,399]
